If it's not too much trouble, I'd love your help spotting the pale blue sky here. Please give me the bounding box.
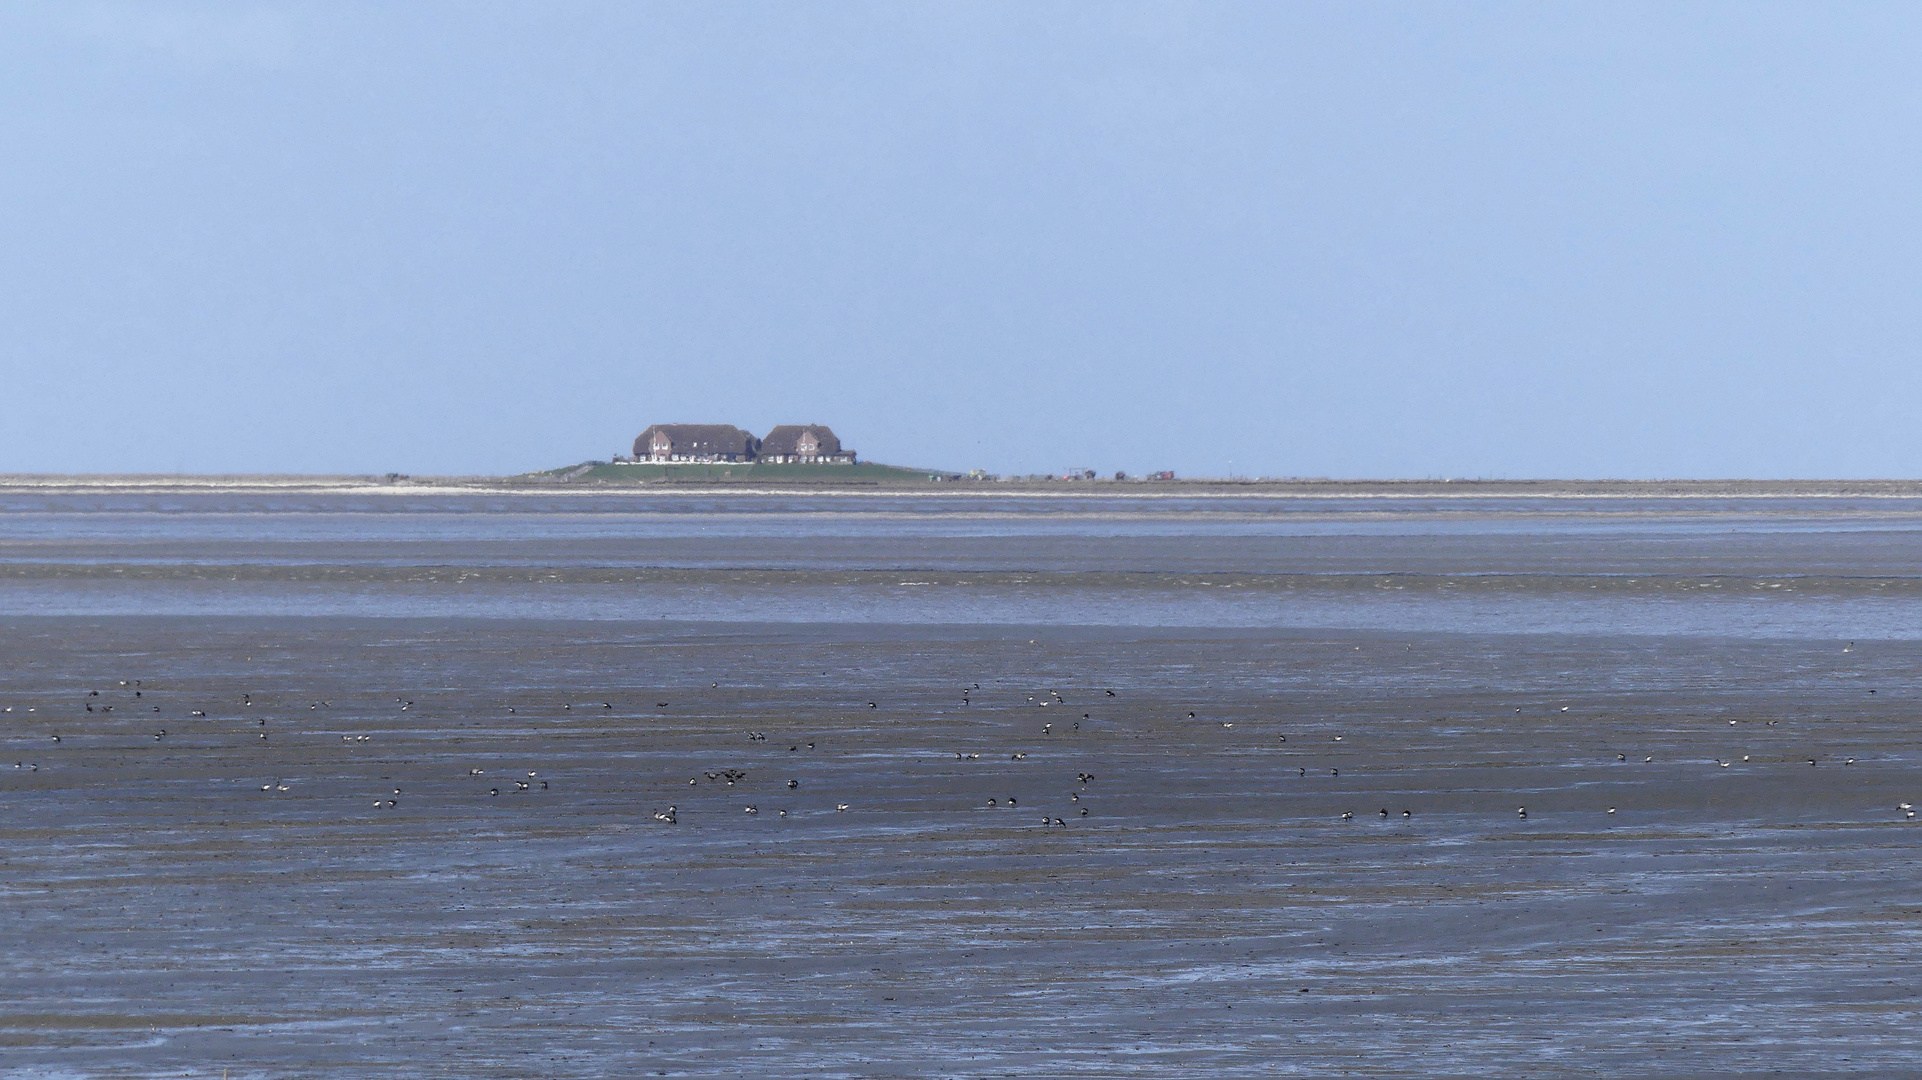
[3,2,1919,478]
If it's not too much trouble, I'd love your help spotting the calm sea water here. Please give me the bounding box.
[2,491,1920,638]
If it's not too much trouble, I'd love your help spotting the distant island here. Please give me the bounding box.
[521,422,1177,485]
[12,426,1922,494]
[11,471,1922,497]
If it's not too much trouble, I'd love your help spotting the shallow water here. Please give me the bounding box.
[5,491,1922,638]
[2,493,1921,1077]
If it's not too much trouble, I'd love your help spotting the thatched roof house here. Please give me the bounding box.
[759,424,855,463]
[632,424,759,462]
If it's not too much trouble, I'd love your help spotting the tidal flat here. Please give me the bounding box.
[2,489,1920,1077]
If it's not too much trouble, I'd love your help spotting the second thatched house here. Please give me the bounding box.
[758,424,855,463]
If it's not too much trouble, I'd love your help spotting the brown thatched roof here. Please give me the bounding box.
[633,424,759,458]
[760,424,842,456]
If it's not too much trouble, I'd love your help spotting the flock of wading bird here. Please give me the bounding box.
[5,669,1913,825]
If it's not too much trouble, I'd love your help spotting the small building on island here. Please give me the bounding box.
[758,424,855,464]
[632,424,760,462]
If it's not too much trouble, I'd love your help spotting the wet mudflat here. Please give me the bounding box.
[3,492,1922,1077]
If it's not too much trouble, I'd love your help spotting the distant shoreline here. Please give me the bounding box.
[7,473,1922,499]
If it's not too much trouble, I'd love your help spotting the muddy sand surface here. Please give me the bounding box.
[6,491,1922,1077]
[4,616,1921,1078]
